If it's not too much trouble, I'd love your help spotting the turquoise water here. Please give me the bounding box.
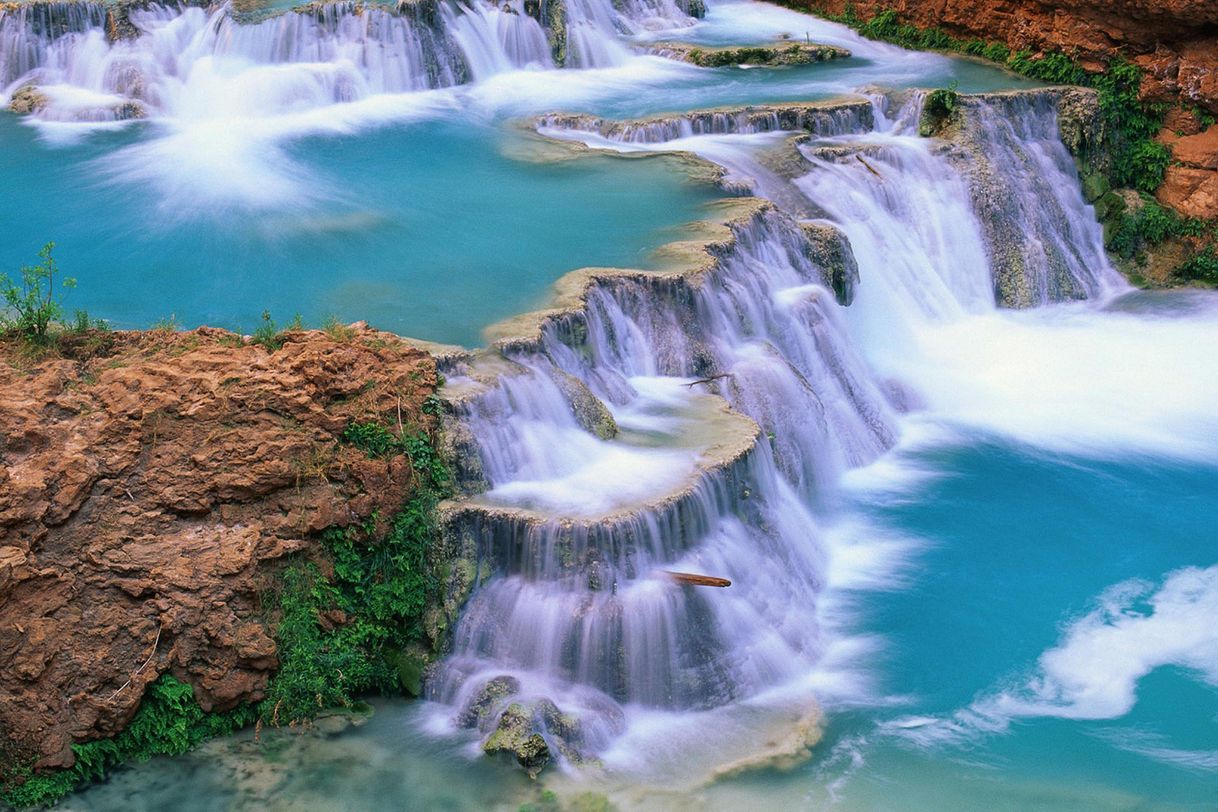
[0,116,718,346]
[803,438,1218,810]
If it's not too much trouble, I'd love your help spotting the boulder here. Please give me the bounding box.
[457,675,521,728]
[482,703,551,777]
[8,85,49,116]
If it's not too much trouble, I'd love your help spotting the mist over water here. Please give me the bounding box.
[4,0,1213,809]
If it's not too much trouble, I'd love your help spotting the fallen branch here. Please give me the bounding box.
[665,571,732,588]
[685,373,731,388]
[856,155,882,178]
[106,620,162,702]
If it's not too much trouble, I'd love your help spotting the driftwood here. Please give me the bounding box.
[685,373,731,388]
[856,155,882,178]
[666,571,732,588]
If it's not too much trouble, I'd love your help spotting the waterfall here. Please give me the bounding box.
[0,0,698,122]
[430,88,1130,767]
[429,205,899,763]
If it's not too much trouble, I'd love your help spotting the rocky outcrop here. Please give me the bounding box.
[1157,125,1218,219]
[651,41,849,67]
[800,222,859,306]
[0,326,437,773]
[7,86,48,115]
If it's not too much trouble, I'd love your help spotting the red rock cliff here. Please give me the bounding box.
[0,326,436,772]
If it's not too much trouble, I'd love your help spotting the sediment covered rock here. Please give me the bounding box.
[7,85,48,115]
[0,326,437,772]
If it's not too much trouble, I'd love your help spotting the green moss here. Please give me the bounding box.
[918,83,959,137]
[1106,197,1206,258]
[261,417,451,723]
[1,676,255,809]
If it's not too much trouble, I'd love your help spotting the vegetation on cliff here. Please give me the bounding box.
[2,677,257,809]
[778,3,1218,285]
[0,302,450,807]
[261,415,452,724]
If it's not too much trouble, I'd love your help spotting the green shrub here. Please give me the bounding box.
[262,419,450,724]
[1176,248,1218,283]
[322,315,356,342]
[1107,198,1205,258]
[918,83,961,137]
[0,242,75,345]
[1,676,254,808]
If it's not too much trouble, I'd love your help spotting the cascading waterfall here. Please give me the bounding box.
[429,205,899,765]
[0,0,698,121]
[426,87,1131,769]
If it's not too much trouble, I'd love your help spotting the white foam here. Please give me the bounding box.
[983,565,1218,721]
[894,300,1218,461]
[887,565,1218,753]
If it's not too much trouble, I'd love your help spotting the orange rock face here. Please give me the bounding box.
[0,327,436,772]
[1157,164,1218,219]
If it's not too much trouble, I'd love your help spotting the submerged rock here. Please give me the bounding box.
[482,703,551,777]
[652,40,849,68]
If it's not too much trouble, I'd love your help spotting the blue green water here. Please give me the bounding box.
[0,116,718,347]
[801,438,1218,810]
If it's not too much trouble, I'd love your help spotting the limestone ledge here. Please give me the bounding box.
[649,40,850,68]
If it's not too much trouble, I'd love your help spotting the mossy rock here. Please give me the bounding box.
[918,87,960,137]
[482,703,551,777]
[1081,172,1111,203]
[458,675,521,728]
[391,647,430,696]
[660,41,848,68]
[1093,189,1126,221]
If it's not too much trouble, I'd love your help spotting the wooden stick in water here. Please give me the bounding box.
[856,155,883,178]
[666,571,732,588]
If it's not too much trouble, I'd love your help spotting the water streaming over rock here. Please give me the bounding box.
[0,0,698,121]
[431,205,897,760]
[427,87,1129,767]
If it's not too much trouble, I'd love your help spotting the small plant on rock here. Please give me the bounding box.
[0,242,75,345]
